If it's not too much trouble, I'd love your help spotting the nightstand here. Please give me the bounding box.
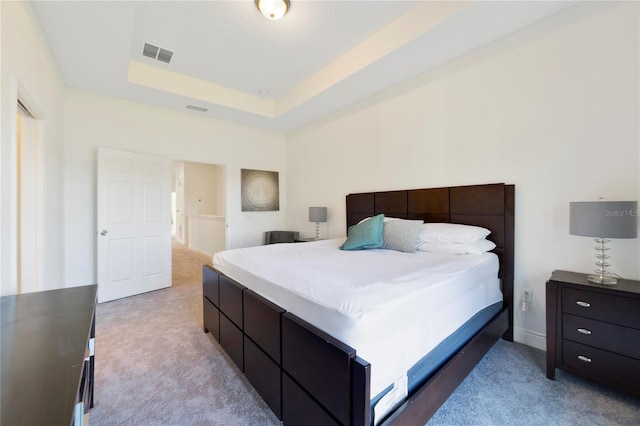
[546,270,640,397]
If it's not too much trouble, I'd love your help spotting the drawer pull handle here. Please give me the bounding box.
[578,355,592,363]
[577,328,592,335]
[576,301,591,308]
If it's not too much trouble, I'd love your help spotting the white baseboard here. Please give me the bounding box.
[188,245,213,258]
[513,327,546,351]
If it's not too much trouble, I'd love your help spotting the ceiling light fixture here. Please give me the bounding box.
[256,0,289,21]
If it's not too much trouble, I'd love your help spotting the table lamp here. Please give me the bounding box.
[570,200,638,285]
[309,207,327,240]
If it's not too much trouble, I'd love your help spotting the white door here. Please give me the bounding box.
[97,148,172,302]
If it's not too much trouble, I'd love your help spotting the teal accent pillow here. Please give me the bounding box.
[340,214,385,250]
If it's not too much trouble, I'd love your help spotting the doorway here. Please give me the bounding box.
[95,152,227,303]
[171,161,226,258]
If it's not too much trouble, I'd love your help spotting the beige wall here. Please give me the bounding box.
[285,2,640,349]
[184,162,225,216]
[1,1,66,295]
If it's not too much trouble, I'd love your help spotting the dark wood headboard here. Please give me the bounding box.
[346,183,515,340]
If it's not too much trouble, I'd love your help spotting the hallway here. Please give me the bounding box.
[171,241,212,287]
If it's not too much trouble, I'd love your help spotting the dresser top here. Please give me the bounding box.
[550,270,640,296]
[1,285,97,426]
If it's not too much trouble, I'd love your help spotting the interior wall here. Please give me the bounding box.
[184,162,224,216]
[1,1,66,295]
[64,89,286,287]
[182,162,226,254]
[285,1,640,350]
[213,164,227,216]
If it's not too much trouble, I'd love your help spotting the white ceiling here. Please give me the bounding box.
[31,0,577,132]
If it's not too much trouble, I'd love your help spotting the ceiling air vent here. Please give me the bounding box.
[186,105,208,113]
[142,43,159,59]
[157,48,173,64]
[142,42,174,64]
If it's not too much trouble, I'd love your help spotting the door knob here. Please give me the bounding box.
[100,230,108,236]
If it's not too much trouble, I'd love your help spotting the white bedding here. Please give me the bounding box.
[213,238,502,414]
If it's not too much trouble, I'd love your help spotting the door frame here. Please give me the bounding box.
[17,101,44,294]
[2,77,45,296]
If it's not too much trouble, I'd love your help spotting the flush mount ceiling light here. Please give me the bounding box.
[256,0,290,20]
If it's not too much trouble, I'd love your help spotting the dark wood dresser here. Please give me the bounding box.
[1,285,97,426]
[546,270,640,396]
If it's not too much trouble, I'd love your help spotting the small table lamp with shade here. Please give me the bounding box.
[309,207,327,240]
[570,200,638,285]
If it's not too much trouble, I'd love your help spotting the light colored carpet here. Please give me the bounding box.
[90,243,640,425]
[427,339,640,425]
[90,243,281,426]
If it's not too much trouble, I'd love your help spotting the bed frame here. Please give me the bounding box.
[202,183,514,425]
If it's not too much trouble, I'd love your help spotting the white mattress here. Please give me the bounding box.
[213,238,502,408]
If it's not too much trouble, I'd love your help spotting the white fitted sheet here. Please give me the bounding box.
[213,238,502,401]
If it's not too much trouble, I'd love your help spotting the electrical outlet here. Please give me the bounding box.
[522,288,533,304]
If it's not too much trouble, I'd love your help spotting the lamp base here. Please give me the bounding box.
[587,237,619,285]
[587,274,618,285]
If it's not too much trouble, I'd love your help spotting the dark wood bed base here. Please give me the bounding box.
[202,183,514,425]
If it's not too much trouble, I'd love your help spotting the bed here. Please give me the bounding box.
[202,183,514,425]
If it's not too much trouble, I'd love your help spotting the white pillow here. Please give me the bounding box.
[418,223,491,244]
[358,216,399,224]
[416,239,496,255]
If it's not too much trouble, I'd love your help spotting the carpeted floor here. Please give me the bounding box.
[427,340,640,425]
[90,243,640,425]
[90,243,281,426]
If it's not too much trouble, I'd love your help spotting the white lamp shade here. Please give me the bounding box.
[570,201,638,238]
[309,207,327,223]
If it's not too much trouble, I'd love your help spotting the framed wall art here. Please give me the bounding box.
[241,168,279,211]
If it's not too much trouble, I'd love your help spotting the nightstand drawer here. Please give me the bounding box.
[563,340,640,389]
[562,288,640,328]
[563,314,640,360]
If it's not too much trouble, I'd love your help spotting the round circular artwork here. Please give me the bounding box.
[241,169,279,211]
